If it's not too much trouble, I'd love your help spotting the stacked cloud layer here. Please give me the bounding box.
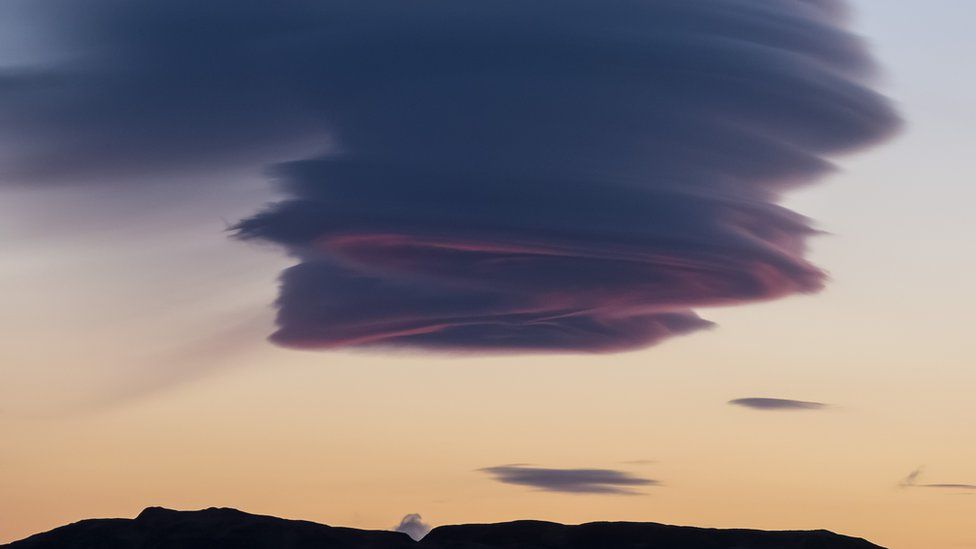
[0,0,899,353]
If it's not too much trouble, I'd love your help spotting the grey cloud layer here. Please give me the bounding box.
[480,465,659,495]
[728,398,828,411]
[1,0,899,353]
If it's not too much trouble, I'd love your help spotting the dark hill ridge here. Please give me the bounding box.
[3,507,886,549]
[3,508,414,549]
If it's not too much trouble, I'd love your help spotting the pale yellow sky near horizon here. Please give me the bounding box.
[1,2,975,549]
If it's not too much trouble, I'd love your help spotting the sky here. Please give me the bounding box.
[1,2,974,549]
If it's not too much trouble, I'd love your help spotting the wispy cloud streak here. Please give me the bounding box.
[900,468,976,492]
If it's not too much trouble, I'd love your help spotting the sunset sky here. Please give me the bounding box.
[1,2,974,549]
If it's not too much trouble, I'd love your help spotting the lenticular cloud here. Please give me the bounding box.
[236,0,898,353]
[1,0,899,353]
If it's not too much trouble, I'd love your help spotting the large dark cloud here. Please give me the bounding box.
[480,465,659,495]
[1,0,899,353]
[728,398,828,411]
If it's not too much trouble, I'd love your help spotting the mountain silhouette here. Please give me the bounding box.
[3,507,886,548]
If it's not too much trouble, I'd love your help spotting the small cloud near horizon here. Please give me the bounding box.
[393,514,431,541]
[480,464,659,495]
[728,398,828,411]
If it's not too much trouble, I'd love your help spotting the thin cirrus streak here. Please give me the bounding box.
[0,1,900,353]
[900,468,976,492]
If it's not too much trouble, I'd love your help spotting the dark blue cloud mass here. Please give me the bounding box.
[0,0,899,353]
